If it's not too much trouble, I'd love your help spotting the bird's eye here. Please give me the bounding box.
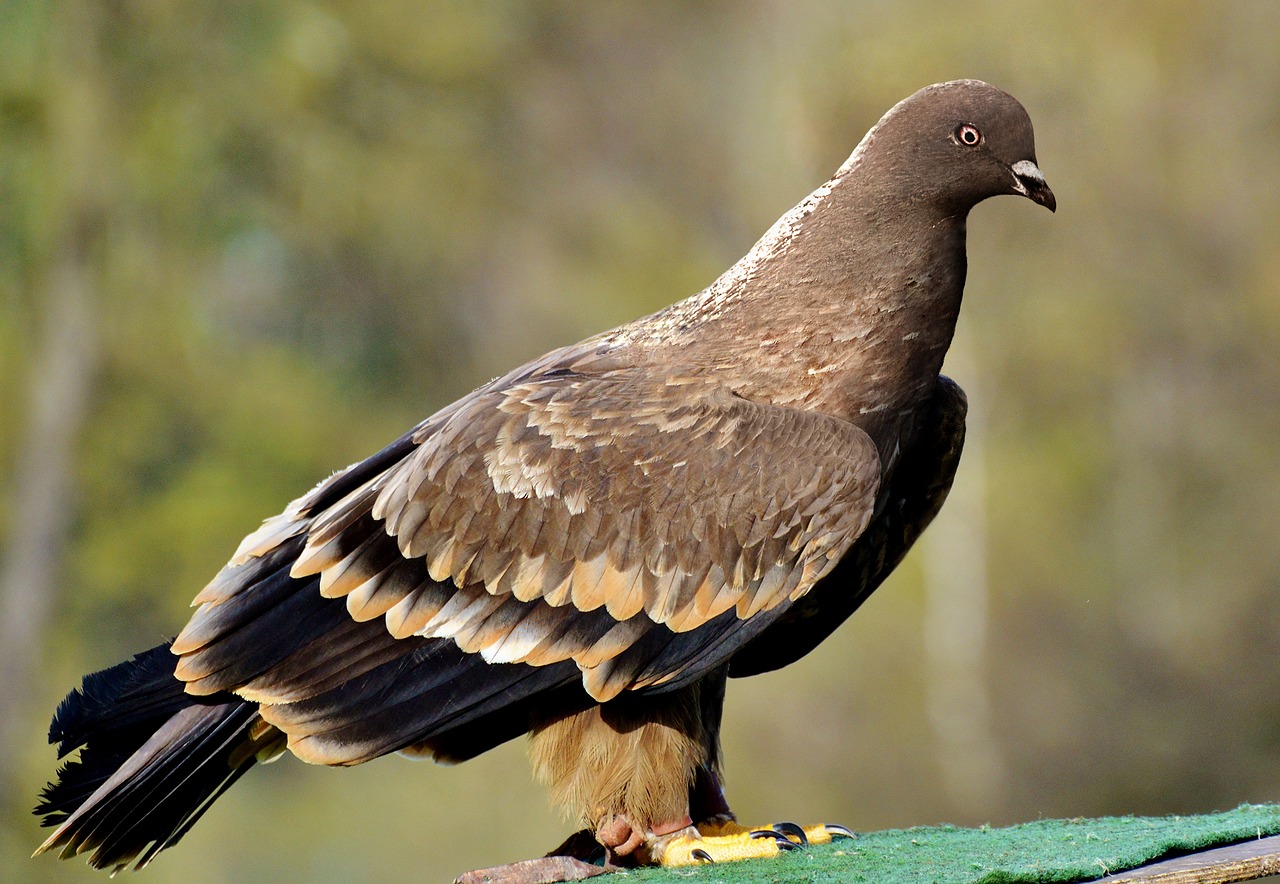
[954,124,982,146]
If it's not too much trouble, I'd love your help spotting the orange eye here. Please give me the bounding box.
[955,124,982,146]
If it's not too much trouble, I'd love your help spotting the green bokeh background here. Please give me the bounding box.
[3,2,1279,882]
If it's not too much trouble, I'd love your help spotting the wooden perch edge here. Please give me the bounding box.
[454,856,610,884]
[1094,833,1280,884]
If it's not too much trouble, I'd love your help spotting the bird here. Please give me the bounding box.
[34,79,1054,878]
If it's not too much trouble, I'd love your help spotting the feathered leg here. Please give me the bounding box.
[529,673,718,864]
[529,666,852,870]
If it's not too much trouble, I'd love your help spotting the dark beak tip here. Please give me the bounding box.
[1023,180,1056,213]
[1012,164,1055,213]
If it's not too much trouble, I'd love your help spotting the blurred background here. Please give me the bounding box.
[3,1,1279,881]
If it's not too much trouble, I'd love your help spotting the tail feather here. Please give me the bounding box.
[48,644,189,757]
[38,644,191,827]
[34,641,273,872]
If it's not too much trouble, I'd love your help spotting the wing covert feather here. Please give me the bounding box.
[359,372,880,630]
[177,363,881,706]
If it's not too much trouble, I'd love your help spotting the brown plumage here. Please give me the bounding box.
[34,80,1054,874]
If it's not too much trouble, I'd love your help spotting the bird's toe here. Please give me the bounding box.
[656,818,854,866]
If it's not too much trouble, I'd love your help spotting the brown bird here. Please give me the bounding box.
[34,80,1054,877]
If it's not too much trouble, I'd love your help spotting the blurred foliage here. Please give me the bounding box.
[3,1,1280,882]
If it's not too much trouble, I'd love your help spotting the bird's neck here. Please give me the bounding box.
[620,177,970,449]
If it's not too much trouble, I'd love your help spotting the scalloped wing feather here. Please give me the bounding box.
[175,364,880,710]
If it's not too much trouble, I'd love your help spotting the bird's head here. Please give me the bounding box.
[856,79,1056,215]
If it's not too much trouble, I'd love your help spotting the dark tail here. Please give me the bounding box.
[34,641,281,873]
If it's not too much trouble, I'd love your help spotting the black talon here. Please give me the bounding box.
[772,822,808,846]
[750,829,800,850]
[690,848,714,863]
[823,823,857,840]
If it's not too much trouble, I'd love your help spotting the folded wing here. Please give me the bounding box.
[169,350,881,762]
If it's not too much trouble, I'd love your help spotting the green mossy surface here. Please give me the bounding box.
[617,804,1280,884]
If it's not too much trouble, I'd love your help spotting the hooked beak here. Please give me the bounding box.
[1010,159,1056,212]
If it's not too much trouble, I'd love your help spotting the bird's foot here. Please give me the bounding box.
[656,818,855,866]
